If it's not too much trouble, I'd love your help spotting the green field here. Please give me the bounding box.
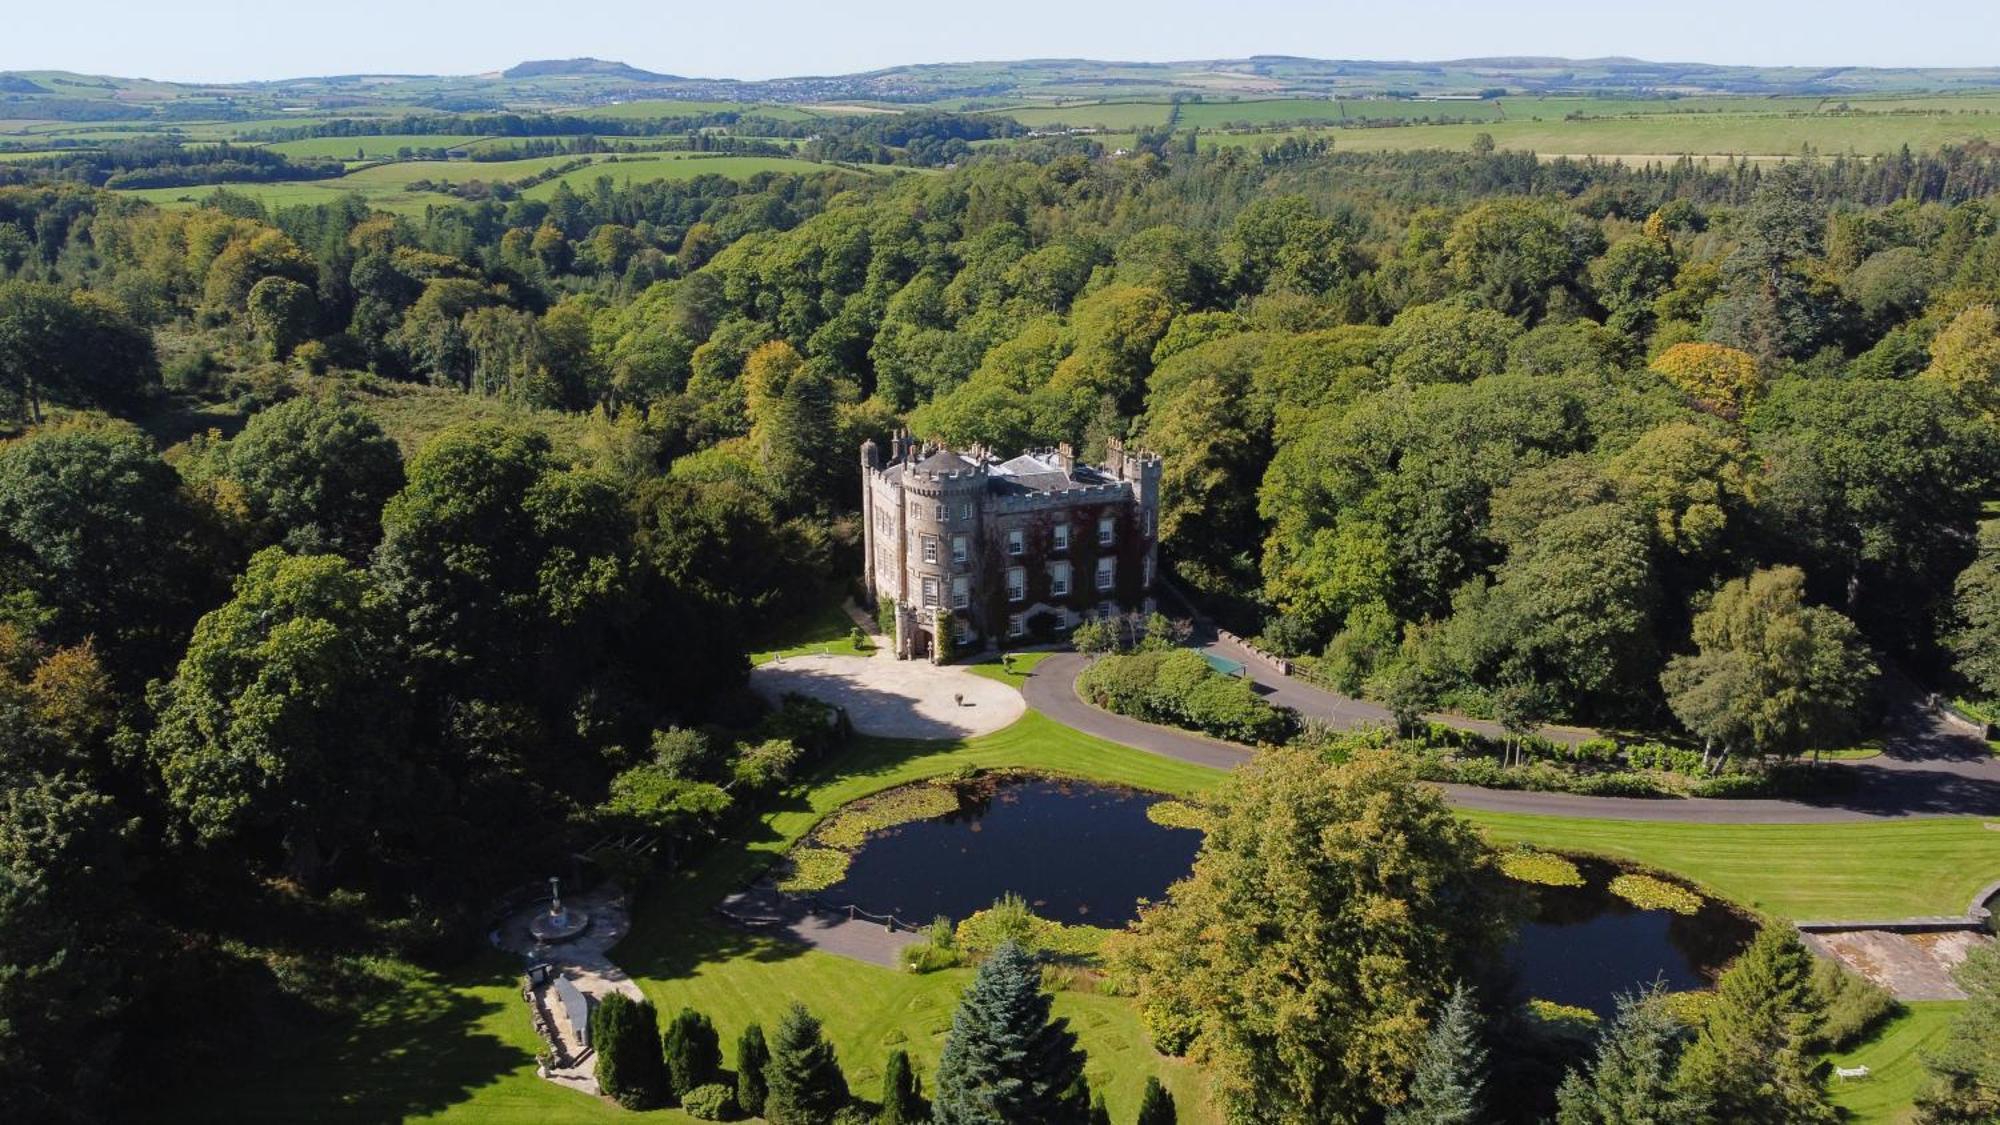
[1472,812,2000,920]
[1829,1002,1960,1123]
[112,151,846,216]
[263,134,489,159]
[575,100,821,123]
[117,180,459,216]
[990,101,1175,130]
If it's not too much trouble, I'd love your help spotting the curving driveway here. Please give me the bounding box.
[1023,651,2000,823]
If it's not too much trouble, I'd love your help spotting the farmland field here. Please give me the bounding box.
[263,134,489,158]
[990,101,1175,129]
[573,99,820,122]
[111,150,859,215]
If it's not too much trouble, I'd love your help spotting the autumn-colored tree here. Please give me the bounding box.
[1649,342,1762,419]
[1921,305,2000,420]
[1120,747,1507,1123]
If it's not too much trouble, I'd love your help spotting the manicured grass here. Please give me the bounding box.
[1829,1001,1960,1123]
[1470,812,2000,920]
[749,600,876,665]
[962,649,1055,689]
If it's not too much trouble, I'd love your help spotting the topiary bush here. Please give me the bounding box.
[680,1083,737,1121]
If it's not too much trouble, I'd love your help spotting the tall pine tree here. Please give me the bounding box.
[1387,984,1487,1125]
[1555,984,1699,1124]
[589,992,667,1109]
[1136,1076,1178,1125]
[932,940,1091,1125]
[1675,926,1836,1123]
[764,1002,848,1125]
[662,1007,723,1099]
[736,1022,770,1118]
[880,1047,927,1124]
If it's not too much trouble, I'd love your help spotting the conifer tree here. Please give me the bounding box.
[663,1007,723,1099]
[932,940,1092,1124]
[1135,1076,1178,1125]
[1387,984,1487,1125]
[736,1022,770,1118]
[589,992,667,1109]
[764,1002,849,1125]
[1675,926,1836,1123]
[880,1047,927,1124]
[1555,984,1698,1124]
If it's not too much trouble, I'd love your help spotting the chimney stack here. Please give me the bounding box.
[1105,436,1126,479]
[1056,441,1074,475]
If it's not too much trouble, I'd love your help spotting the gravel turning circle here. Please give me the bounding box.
[751,651,1025,739]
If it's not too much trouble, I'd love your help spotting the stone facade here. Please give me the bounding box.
[861,432,1161,661]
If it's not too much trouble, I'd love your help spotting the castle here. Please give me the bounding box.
[861,433,1162,661]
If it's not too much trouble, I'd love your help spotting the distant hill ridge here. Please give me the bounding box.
[500,57,682,82]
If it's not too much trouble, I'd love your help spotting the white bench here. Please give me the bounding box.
[1835,1065,1872,1080]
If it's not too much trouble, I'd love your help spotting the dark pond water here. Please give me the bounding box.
[817,779,1752,1017]
[819,778,1203,927]
[1509,857,1757,1018]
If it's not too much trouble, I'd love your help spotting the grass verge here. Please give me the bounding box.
[1829,1001,1959,1123]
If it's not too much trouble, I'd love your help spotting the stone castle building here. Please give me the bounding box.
[861,432,1162,661]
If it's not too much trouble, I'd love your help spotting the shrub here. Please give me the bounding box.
[1625,741,1708,775]
[1499,849,1585,887]
[681,1083,737,1120]
[1688,773,1771,798]
[1573,737,1620,762]
[1077,649,1298,744]
[1608,873,1704,915]
[731,738,804,792]
[956,894,1114,961]
[1812,959,1899,1051]
[664,1008,724,1099]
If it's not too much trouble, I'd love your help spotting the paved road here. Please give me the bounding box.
[1024,651,2000,823]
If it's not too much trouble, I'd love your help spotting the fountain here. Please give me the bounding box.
[529,875,590,943]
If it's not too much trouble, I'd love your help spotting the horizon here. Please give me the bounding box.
[9,0,2000,85]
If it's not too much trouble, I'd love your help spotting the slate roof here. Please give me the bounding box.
[911,449,974,475]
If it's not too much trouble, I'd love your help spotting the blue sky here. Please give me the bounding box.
[9,0,1999,82]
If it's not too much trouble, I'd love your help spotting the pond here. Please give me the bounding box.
[1508,857,1758,1018]
[810,778,1754,1017]
[817,777,1202,927]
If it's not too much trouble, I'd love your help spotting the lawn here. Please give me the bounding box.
[1829,1001,1961,1123]
[749,600,876,665]
[963,649,1055,690]
[1471,812,2000,920]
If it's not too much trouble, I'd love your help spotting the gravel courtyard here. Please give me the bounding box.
[750,650,1024,739]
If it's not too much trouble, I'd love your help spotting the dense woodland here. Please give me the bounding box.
[7,138,2000,1120]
